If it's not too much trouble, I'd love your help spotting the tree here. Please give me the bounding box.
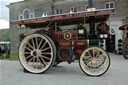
[0,29,10,42]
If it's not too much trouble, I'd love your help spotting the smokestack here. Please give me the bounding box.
[88,0,95,37]
[88,0,93,8]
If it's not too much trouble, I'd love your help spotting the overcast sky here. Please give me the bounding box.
[0,0,23,29]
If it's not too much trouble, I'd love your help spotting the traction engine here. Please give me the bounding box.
[11,0,115,76]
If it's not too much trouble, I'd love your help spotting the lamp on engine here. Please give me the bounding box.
[77,24,87,40]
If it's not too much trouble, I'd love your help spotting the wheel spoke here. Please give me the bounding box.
[96,61,100,67]
[37,57,41,63]
[28,57,33,63]
[25,47,32,51]
[83,60,90,64]
[83,57,91,63]
[87,51,92,57]
[35,37,38,49]
[97,58,104,61]
[35,57,40,69]
[24,52,31,55]
[42,47,50,52]
[96,50,100,57]
[99,54,105,59]
[32,57,36,66]
[27,42,34,50]
[40,57,48,65]
[93,49,95,57]
[42,52,51,55]
[40,55,51,60]
[40,41,47,50]
[32,38,35,49]
[89,62,93,67]
[38,57,44,69]
[25,55,32,59]
[95,63,99,68]
[86,61,92,66]
[35,63,38,69]
[92,67,96,72]
[38,39,43,49]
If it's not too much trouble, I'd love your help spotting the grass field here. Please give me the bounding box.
[0,53,18,61]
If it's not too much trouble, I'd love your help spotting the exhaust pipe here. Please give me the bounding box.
[88,0,93,8]
[88,0,95,37]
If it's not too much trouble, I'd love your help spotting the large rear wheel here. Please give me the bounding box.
[19,34,56,74]
[79,47,110,76]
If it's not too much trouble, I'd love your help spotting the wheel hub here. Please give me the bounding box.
[31,49,41,57]
[91,58,97,65]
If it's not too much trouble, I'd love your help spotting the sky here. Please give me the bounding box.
[0,0,23,29]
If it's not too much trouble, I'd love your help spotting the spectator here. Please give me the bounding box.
[0,44,6,58]
[0,44,4,53]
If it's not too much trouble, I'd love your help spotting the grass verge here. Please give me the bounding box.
[0,52,18,61]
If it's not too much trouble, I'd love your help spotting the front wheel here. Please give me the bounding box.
[79,47,110,76]
[19,34,56,74]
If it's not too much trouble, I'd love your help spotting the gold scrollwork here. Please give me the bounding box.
[64,32,72,40]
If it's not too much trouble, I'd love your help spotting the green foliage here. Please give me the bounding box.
[0,29,10,42]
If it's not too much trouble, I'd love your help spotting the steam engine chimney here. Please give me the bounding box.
[88,0,95,37]
[88,0,93,8]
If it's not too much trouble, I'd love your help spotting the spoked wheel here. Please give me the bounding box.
[123,41,128,59]
[19,34,56,74]
[79,47,110,76]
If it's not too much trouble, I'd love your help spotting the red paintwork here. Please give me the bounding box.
[58,40,88,57]
[119,24,128,30]
[59,42,72,48]
[52,31,78,42]
[60,48,70,59]
[97,23,109,34]
[76,50,83,56]
[125,38,128,40]
[58,40,89,48]
[53,30,89,56]
[74,40,89,49]
[51,30,89,50]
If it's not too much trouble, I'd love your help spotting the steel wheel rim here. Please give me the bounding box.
[80,47,110,76]
[19,34,54,73]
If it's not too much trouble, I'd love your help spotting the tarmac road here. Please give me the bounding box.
[0,53,128,85]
